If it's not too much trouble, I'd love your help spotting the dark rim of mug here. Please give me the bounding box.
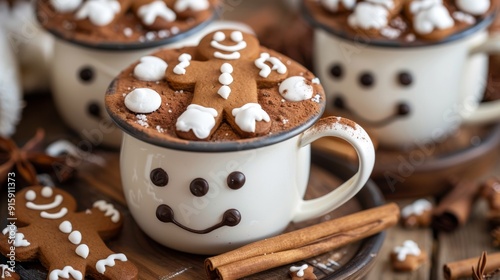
[38,7,219,51]
[105,79,326,152]
[301,1,497,48]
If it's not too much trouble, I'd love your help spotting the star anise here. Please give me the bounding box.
[472,252,487,280]
[0,129,76,188]
[472,251,500,280]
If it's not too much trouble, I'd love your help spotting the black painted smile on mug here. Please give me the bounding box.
[150,168,246,234]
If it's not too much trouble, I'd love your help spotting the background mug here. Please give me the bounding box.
[308,11,500,148]
[113,115,375,255]
[49,20,252,148]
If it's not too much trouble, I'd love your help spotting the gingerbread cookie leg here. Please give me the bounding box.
[132,0,177,30]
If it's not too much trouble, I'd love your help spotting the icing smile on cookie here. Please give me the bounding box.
[25,186,69,219]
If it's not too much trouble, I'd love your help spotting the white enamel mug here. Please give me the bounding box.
[49,20,253,148]
[308,12,500,148]
[113,114,375,255]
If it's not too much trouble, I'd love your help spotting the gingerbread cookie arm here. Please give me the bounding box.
[77,200,123,239]
[0,224,40,262]
[166,55,203,91]
[254,52,289,88]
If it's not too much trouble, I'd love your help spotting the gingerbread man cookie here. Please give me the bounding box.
[390,240,427,271]
[166,29,289,140]
[400,199,433,228]
[289,264,317,280]
[0,186,138,280]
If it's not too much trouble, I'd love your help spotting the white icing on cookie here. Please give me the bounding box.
[25,190,36,201]
[93,200,120,223]
[412,3,454,35]
[279,76,314,102]
[59,221,72,234]
[68,231,82,244]
[174,0,209,12]
[26,194,63,210]
[41,207,68,219]
[76,244,90,259]
[50,0,82,13]
[137,0,176,26]
[401,199,432,218]
[14,232,30,247]
[348,2,389,30]
[320,0,356,12]
[173,53,192,75]
[456,0,490,15]
[176,104,218,139]
[75,0,121,26]
[218,63,233,99]
[124,88,162,114]
[232,103,270,133]
[49,266,83,280]
[393,240,421,261]
[289,264,309,277]
[133,56,168,82]
[214,51,241,60]
[96,253,128,274]
[254,53,287,78]
[211,31,247,60]
[41,186,53,198]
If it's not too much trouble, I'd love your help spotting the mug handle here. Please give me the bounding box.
[464,34,500,124]
[292,116,375,223]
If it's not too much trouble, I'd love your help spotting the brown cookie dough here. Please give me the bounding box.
[0,186,138,279]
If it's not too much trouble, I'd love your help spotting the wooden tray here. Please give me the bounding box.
[0,143,386,279]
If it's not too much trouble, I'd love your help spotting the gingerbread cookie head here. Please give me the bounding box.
[196,30,261,60]
[16,186,77,225]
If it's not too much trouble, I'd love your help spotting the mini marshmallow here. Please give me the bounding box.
[413,4,454,35]
[50,0,83,13]
[124,88,162,114]
[174,0,209,12]
[321,0,356,12]
[279,76,314,102]
[133,56,168,82]
[456,0,490,16]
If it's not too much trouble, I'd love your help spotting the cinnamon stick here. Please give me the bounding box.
[432,179,482,232]
[205,203,399,280]
[481,177,500,225]
[443,252,500,280]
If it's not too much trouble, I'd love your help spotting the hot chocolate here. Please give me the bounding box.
[105,29,325,144]
[36,0,219,47]
[303,0,496,45]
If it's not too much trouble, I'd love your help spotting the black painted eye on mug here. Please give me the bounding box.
[150,168,169,187]
[398,71,413,86]
[227,171,246,190]
[359,72,375,87]
[190,178,209,197]
[78,66,95,83]
[329,63,343,79]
